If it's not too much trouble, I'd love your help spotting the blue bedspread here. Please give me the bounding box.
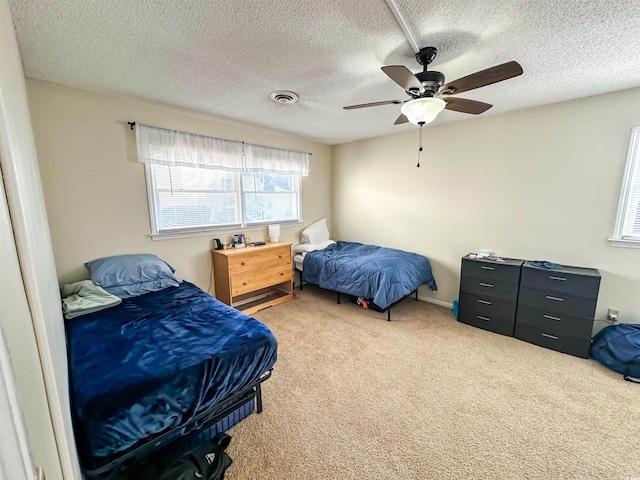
[302,241,437,310]
[66,281,278,459]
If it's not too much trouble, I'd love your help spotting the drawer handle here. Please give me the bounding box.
[241,261,246,266]
[543,314,561,321]
[280,272,284,276]
[279,255,283,259]
[545,295,564,302]
[479,282,494,288]
[243,281,248,286]
[480,266,495,271]
[477,315,490,322]
[478,299,492,305]
[549,276,567,281]
[541,333,559,340]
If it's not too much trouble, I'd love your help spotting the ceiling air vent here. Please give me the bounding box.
[270,90,299,104]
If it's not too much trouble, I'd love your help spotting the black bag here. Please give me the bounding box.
[591,324,640,383]
[139,432,233,480]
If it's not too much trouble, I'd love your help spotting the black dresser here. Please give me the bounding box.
[514,262,601,358]
[458,255,524,336]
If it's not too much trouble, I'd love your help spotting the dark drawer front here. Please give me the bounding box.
[518,287,597,318]
[460,276,519,303]
[461,258,521,285]
[460,292,517,320]
[458,306,516,336]
[516,305,593,339]
[521,266,600,298]
[515,322,590,358]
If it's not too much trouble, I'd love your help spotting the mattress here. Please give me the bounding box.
[66,281,278,460]
[294,253,304,271]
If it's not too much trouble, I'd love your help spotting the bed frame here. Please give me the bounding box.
[295,268,418,321]
[79,369,273,480]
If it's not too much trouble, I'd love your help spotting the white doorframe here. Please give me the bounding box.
[0,1,81,478]
[0,322,36,480]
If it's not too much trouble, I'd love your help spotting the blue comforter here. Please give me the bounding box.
[66,281,277,459]
[302,241,437,309]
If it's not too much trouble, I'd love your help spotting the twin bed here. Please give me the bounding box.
[63,256,277,479]
[293,220,438,320]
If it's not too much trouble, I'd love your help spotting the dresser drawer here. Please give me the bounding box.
[459,292,517,321]
[228,246,290,275]
[460,276,519,303]
[514,322,591,358]
[516,305,593,339]
[518,287,597,318]
[521,264,600,298]
[231,264,291,296]
[458,307,516,336]
[461,257,522,285]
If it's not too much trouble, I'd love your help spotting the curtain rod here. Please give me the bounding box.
[127,121,312,155]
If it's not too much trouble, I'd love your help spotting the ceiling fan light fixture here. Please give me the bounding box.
[400,97,446,125]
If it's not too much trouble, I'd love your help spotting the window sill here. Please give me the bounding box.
[608,238,640,248]
[150,221,304,241]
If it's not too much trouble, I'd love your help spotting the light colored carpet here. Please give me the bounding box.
[226,286,640,480]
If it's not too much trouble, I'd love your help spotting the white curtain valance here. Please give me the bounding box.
[136,124,244,171]
[135,124,309,176]
[244,143,309,176]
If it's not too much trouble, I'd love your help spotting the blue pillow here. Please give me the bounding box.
[85,254,180,298]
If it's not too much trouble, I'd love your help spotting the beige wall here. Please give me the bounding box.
[333,87,640,325]
[25,78,640,326]
[27,80,332,292]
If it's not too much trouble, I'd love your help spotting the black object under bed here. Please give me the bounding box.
[296,268,420,321]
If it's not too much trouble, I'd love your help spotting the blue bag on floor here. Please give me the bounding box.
[590,324,640,383]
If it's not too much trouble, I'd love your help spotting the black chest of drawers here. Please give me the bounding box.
[514,262,601,358]
[458,255,524,336]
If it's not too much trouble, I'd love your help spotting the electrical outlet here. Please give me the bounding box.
[607,308,620,321]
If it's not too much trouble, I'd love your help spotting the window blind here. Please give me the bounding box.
[618,128,640,240]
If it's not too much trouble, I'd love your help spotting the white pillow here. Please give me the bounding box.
[301,218,330,244]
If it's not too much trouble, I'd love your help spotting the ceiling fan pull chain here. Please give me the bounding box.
[417,122,424,167]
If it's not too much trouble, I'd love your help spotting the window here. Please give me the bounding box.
[136,124,308,238]
[242,172,300,224]
[611,127,640,247]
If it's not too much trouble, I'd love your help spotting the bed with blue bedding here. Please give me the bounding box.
[301,241,437,319]
[66,280,278,478]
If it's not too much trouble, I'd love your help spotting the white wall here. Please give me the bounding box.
[332,87,640,325]
[27,80,332,290]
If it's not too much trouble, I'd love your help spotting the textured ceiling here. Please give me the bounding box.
[8,0,640,145]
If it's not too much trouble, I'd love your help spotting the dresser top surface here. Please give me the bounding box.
[212,241,291,257]
[463,254,523,267]
[523,261,600,278]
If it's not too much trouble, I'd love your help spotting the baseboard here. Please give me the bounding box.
[417,295,453,309]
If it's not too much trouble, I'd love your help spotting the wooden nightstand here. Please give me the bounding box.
[212,242,293,315]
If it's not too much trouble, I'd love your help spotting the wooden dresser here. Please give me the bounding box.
[212,242,293,315]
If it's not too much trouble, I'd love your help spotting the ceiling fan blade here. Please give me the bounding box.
[394,114,409,125]
[381,66,424,93]
[439,61,523,95]
[443,97,493,115]
[343,99,404,110]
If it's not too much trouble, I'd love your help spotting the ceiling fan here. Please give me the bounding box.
[344,46,523,126]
